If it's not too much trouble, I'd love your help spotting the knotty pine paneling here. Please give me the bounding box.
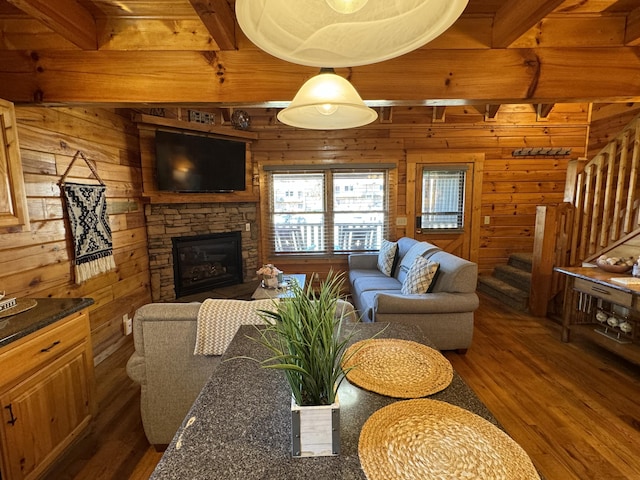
[0,106,151,363]
[588,103,640,159]
[251,104,589,276]
[0,102,592,356]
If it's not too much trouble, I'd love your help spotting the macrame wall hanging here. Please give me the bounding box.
[59,150,116,284]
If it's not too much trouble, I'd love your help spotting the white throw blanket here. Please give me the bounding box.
[194,298,278,355]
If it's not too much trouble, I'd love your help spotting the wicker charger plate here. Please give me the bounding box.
[359,399,540,480]
[0,298,37,319]
[342,339,453,398]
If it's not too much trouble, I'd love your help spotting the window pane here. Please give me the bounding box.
[333,172,385,212]
[272,174,324,212]
[334,213,384,251]
[334,172,386,251]
[271,173,326,252]
[273,213,325,252]
[268,170,389,254]
[420,169,465,229]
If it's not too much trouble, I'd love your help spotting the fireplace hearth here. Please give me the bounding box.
[172,231,243,298]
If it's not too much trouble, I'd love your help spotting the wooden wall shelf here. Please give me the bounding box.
[133,114,258,141]
[143,192,258,204]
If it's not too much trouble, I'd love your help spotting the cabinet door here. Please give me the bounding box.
[0,99,29,230]
[0,345,92,480]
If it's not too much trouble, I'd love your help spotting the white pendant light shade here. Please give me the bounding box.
[277,70,378,130]
[236,0,469,67]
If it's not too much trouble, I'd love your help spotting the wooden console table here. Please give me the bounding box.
[555,266,640,365]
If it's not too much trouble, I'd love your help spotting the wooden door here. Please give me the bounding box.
[406,152,484,262]
[0,346,92,480]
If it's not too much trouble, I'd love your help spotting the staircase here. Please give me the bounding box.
[477,253,532,311]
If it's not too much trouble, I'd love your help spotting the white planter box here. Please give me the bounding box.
[291,396,340,457]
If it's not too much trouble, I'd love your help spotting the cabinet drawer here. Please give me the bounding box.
[0,312,88,389]
[574,278,633,307]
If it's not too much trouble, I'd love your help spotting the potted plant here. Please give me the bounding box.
[249,271,357,457]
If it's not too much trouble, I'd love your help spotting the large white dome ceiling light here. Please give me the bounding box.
[236,0,469,68]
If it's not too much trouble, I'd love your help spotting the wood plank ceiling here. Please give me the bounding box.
[0,0,640,107]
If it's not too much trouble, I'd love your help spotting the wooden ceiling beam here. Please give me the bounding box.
[536,103,555,119]
[2,48,640,105]
[432,106,446,123]
[6,0,97,50]
[492,0,566,48]
[188,0,237,50]
[485,104,501,120]
[625,7,640,45]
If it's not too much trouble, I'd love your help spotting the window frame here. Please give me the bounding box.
[418,166,467,233]
[263,166,393,257]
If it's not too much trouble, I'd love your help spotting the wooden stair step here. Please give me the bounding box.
[493,264,532,292]
[508,252,533,273]
[477,275,529,312]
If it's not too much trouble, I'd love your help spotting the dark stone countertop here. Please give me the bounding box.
[151,323,502,480]
[0,297,94,348]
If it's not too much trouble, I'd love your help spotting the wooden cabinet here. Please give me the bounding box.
[0,309,95,480]
[0,98,29,230]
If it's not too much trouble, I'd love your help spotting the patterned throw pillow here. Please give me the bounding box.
[377,239,398,277]
[401,256,439,295]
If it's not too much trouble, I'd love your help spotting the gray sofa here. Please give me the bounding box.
[126,303,219,448]
[348,237,479,351]
[126,299,357,448]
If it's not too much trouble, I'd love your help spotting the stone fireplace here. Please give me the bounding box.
[145,202,258,301]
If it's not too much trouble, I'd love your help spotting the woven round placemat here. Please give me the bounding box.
[359,399,540,480]
[0,299,38,319]
[342,339,453,398]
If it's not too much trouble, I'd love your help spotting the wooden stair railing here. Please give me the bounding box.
[530,115,640,317]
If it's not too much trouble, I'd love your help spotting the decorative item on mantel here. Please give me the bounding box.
[59,150,116,284]
[257,264,282,289]
[242,272,359,457]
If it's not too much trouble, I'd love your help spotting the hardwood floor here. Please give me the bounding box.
[44,293,640,480]
[445,294,640,480]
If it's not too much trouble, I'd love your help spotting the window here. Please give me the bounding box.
[267,169,389,254]
[419,168,466,230]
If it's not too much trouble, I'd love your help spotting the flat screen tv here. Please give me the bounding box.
[155,130,246,192]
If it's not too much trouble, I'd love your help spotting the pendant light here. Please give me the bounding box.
[277,68,378,130]
[236,0,469,68]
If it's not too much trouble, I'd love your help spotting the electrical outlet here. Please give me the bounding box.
[484,216,490,225]
[123,313,133,335]
[245,223,251,231]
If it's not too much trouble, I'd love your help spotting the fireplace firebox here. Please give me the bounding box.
[172,231,243,298]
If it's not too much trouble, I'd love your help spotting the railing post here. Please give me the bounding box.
[530,205,559,317]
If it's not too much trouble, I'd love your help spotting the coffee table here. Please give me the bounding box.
[150,323,504,479]
[251,273,306,300]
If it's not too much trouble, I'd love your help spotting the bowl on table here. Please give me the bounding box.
[595,259,632,273]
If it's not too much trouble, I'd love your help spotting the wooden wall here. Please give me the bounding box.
[588,103,640,160]
[249,104,590,275]
[0,102,592,365]
[0,107,151,363]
